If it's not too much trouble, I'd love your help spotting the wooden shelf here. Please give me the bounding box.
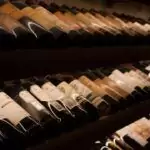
[27,99,150,150]
[0,46,150,80]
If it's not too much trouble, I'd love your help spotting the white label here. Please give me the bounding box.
[19,90,40,103]
[42,82,65,100]
[30,85,51,102]
[145,65,150,72]
[116,126,130,137]
[30,101,44,111]
[57,82,79,109]
[70,79,92,98]
[128,131,148,146]
[48,101,65,112]
[19,90,46,111]
[109,74,133,93]
[0,92,30,126]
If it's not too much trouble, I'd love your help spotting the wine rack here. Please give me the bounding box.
[0,45,148,150]
[27,99,150,150]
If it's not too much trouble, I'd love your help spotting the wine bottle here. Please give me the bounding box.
[0,117,25,149]
[116,118,150,149]
[45,75,90,126]
[115,66,150,101]
[123,135,146,150]
[78,71,120,112]
[105,139,122,150]
[0,13,36,49]
[20,79,69,134]
[0,1,56,48]
[13,2,71,47]
[0,25,16,50]
[38,3,84,46]
[0,90,42,144]
[111,134,133,150]
[122,64,150,84]
[101,67,144,104]
[30,77,77,131]
[93,68,134,106]
[86,70,127,104]
[62,6,104,45]
[69,75,109,117]
[80,8,117,37]
[59,5,95,47]
[3,81,59,137]
[119,66,150,98]
[52,74,100,121]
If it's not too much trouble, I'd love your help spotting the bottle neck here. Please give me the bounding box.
[83,70,98,80]
[93,69,105,79]
[20,79,34,90]
[31,76,47,86]
[45,75,63,85]
[55,74,75,83]
[3,83,24,99]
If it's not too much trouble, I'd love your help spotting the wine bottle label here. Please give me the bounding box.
[0,92,30,126]
[48,100,65,112]
[134,22,148,33]
[0,14,25,34]
[0,3,18,15]
[21,7,35,16]
[30,85,51,102]
[79,76,105,96]
[124,73,145,88]
[22,7,54,30]
[117,126,131,137]
[19,90,45,111]
[129,71,150,86]
[30,84,64,112]
[94,79,121,101]
[111,70,135,90]
[42,82,77,109]
[145,65,150,72]
[92,96,106,107]
[128,131,148,147]
[70,79,92,98]
[57,82,80,109]
[42,82,65,100]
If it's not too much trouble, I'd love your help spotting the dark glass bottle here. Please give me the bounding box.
[116,66,150,101]
[0,2,38,49]
[93,68,135,106]
[86,70,128,105]
[20,79,77,131]
[0,90,42,146]
[40,3,82,47]
[0,25,16,50]
[100,67,145,104]
[79,71,120,112]
[59,6,94,47]
[3,81,60,138]
[0,118,25,149]
[110,134,133,150]
[11,1,57,48]
[45,75,89,126]
[52,74,100,121]
[29,77,77,131]
[60,5,102,46]
[133,62,150,75]
[123,135,146,150]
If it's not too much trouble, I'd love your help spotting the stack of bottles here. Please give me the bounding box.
[91,117,150,150]
[0,61,150,149]
[0,1,149,50]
